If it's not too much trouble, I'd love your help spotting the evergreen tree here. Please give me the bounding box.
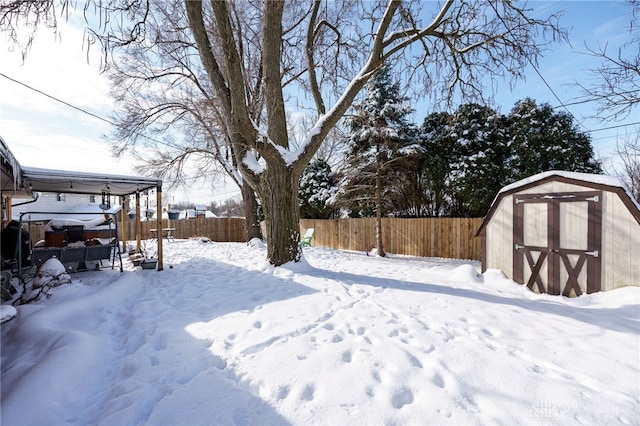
[507,98,602,180]
[299,159,338,219]
[415,111,458,217]
[336,64,415,255]
[415,99,602,217]
[447,104,511,217]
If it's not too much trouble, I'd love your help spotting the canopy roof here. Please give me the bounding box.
[1,136,162,198]
[1,136,28,197]
[2,136,166,271]
[21,166,162,197]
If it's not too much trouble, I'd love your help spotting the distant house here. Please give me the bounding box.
[185,207,217,219]
[195,204,207,218]
[144,207,216,220]
[12,193,121,223]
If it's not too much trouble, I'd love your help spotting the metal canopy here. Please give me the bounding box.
[2,138,166,271]
[21,166,162,197]
[1,136,30,197]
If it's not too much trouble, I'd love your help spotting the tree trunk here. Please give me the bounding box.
[257,1,301,265]
[258,164,302,265]
[241,180,262,241]
[375,139,386,257]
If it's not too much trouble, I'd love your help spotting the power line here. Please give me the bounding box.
[1,71,246,201]
[2,69,638,151]
[528,60,591,132]
[0,71,180,151]
[487,1,591,133]
[589,121,640,133]
[554,89,640,109]
[1,71,113,126]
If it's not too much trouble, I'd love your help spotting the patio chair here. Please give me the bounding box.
[301,228,314,247]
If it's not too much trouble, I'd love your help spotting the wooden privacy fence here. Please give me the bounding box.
[121,218,247,243]
[300,217,483,260]
[25,216,482,261]
[26,218,247,245]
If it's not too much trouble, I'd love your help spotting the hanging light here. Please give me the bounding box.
[99,190,111,210]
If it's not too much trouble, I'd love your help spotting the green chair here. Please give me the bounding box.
[301,228,314,247]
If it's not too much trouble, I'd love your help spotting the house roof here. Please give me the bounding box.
[476,171,640,237]
[12,195,125,222]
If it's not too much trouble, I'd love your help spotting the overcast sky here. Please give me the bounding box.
[1,1,637,204]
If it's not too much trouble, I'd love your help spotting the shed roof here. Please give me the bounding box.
[476,171,640,237]
[498,170,634,200]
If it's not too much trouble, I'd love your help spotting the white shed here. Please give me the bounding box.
[476,171,640,296]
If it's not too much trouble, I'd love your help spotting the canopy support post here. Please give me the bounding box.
[156,185,163,271]
[121,196,128,254]
[136,192,142,253]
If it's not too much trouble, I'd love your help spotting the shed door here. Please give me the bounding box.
[513,191,602,296]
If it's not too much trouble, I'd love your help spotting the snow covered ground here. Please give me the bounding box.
[1,239,638,425]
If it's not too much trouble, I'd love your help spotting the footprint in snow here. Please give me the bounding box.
[480,327,494,337]
[407,353,423,369]
[391,387,414,409]
[213,357,227,370]
[276,385,290,400]
[301,384,315,401]
[432,372,445,388]
[151,333,168,351]
[200,338,214,348]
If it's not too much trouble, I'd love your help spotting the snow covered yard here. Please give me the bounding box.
[1,239,638,425]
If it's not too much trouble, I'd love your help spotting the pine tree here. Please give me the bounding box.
[508,98,602,180]
[416,111,458,217]
[299,159,338,219]
[336,64,415,256]
[447,104,511,217]
[415,99,602,217]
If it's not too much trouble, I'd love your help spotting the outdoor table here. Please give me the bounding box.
[150,228,175,242]
[163,228,176,242]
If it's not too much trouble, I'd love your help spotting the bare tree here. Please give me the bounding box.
[613,133,640,202]
[2,0,566,265]
[577,0,640,121]
[1,0,263,241]
[184,0,565,265]
[105,0,263,240]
